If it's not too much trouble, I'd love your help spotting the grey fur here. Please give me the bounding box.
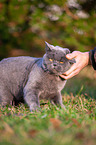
[0,42,75,111]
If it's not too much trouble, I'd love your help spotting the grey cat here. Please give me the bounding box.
[0,42,75,111]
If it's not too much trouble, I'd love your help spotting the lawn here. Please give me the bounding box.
[0,66,96,145]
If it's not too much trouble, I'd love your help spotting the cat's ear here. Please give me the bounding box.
[45,41,53,52]
[66,48,70,54]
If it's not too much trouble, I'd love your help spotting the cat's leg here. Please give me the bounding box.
[52,92,66,109]
[0,86,13,106]
[24,86,40,111]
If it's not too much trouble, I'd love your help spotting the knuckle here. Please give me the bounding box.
[65,72,68,76]
[74,51,81,55]
[64,72,69,76]
[75,69,80,74]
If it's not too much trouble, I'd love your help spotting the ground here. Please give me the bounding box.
[0,66,96,145]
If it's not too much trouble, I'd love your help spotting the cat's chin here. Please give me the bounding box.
[50,71,64,76]
[52,69,65,76]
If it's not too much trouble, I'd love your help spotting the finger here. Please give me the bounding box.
[66,51,79,60]
[60,69,79,80]
[59,74,66,79]
[64,64,77,76]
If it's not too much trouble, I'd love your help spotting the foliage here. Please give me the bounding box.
[0,66,96,145]
[0,0,96,59]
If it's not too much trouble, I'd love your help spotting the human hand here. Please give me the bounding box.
[60,51,89,79]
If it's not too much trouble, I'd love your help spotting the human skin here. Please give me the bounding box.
[60,51,89,79]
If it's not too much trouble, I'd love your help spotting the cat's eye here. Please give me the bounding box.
[60,61,64,64]
[49,58,53,62]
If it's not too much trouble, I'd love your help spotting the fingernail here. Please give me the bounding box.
[66,54,70,58]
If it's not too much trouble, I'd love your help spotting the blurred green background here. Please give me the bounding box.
[0,0,96,60]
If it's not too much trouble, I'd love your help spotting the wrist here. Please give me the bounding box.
[84,52,89,66]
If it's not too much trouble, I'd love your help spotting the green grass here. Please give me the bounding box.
[0,66,96,145]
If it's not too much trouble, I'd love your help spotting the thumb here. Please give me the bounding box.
[66,51,78,60]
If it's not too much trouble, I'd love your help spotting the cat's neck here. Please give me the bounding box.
[41,63,52,74]
[41,65,65,81]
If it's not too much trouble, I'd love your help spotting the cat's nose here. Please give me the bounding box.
[53,63,57,66]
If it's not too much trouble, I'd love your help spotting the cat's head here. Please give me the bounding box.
[42,42,76,75]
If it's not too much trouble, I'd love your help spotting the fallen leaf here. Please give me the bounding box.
[75,132,85,140]
[28,129,38,138]
[50,118,62,131]
[3,122,14,134]
[72,118,81,128]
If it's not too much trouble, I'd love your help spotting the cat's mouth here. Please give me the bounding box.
[53,66,62,71]
[50,67,62,75]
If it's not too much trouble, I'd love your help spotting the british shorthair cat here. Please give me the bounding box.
[0,42,75,111]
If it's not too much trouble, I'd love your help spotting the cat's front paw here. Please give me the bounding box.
[29,104,40,112]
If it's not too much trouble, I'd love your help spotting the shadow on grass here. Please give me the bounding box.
[62,66,96,99]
